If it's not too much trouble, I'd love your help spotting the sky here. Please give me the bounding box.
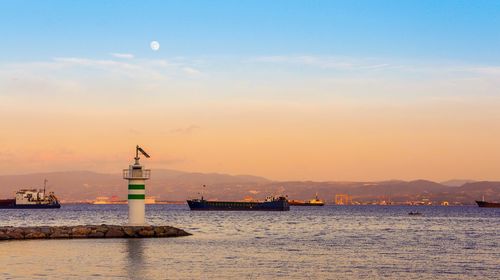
[1,0,500,181]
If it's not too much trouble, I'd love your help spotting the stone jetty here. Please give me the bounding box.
[0,225,191,241]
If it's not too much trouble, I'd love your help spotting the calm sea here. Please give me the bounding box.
[0,205,498,279]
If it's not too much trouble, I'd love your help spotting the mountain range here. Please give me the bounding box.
[0,170,498,204]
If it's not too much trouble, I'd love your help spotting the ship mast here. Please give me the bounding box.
[44,179,48,195]
[200,184,206,200]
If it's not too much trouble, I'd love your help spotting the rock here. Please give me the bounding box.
[123,227,137,237]
[95,225,109,233]
[138,229,155,237]
[72,226,92,237]
[154,227,166,236]
[25,232,47,239]
[88,231,105,238]
[105,228,125,238]
[50,227,71,238]
[173,229,191,237]
[7,229,24,239]
[40,227,52,234]
[24,227,40,235]
[50,232,70,238]
[0,232,9,240]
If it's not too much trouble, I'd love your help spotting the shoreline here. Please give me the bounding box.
[0,225,191,241]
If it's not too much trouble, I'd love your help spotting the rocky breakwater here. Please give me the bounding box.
[0,225,191,241]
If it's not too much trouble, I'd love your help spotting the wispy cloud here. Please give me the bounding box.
[182,67,201,75]
[169,125,200,135]
[249,55,393,71]
[54,57,141,70]
[249,55,500,80]
[0,56,204,90]
[110,53,134,59]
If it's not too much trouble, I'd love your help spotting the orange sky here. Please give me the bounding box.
[2,77,500,181]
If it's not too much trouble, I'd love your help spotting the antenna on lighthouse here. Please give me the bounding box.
[134,145,150,165]
[136,145,150,159]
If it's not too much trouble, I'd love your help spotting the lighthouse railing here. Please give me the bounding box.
[123,169,151,179]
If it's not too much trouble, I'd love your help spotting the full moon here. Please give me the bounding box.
[150,41,160,51]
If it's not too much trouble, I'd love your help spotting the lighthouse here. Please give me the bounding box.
[123,145,151,226]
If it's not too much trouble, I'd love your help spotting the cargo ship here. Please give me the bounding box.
[187,195,290,211]
[0,186,61,209]
[288,193,325,206]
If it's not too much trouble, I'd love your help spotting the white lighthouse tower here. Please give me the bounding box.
[123,145,151,226]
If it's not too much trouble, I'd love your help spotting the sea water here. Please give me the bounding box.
[0,205,498,279]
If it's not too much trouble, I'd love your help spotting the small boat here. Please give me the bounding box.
[288,193,325,206]
[187,195,290,211]
[408,212,422,216]
[0,180,61,209]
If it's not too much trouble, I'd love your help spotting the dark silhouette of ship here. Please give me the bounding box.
[187,195,289,211]
[476,195,500,208]
[476,200,500,208]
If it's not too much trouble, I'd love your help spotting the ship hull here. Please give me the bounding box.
[0,199,61,209]
[187,199,289,211]
[290,202,325,206]
[476,201,500,208]
[288,201,324,206]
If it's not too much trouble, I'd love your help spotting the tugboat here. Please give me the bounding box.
[288,193,325,206]
[0,180,61,209]
[476,196,500,208]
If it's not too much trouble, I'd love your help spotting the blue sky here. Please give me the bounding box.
[1,0,499,63]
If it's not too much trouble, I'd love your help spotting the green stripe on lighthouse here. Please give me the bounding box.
[128,194,145,199]
[128,184,145,190]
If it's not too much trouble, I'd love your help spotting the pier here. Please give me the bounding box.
[0,225,191,241]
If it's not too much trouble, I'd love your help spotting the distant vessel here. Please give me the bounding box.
[476,195,500,208]
[0,180,60,209]
[288,193,325,206]
[187,195,290,211]
[476,200,500,208]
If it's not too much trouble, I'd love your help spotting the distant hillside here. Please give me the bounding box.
[250,180,490,204]
[0,170,498,204]
[440,179,477,187]
[0,169,270,202]
[455,181,500,202]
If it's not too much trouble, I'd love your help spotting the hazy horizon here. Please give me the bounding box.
[0,168,489,185]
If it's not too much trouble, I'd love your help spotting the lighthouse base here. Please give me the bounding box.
[128,199,146,226]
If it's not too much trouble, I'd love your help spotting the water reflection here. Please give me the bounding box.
[126,239,146,280]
